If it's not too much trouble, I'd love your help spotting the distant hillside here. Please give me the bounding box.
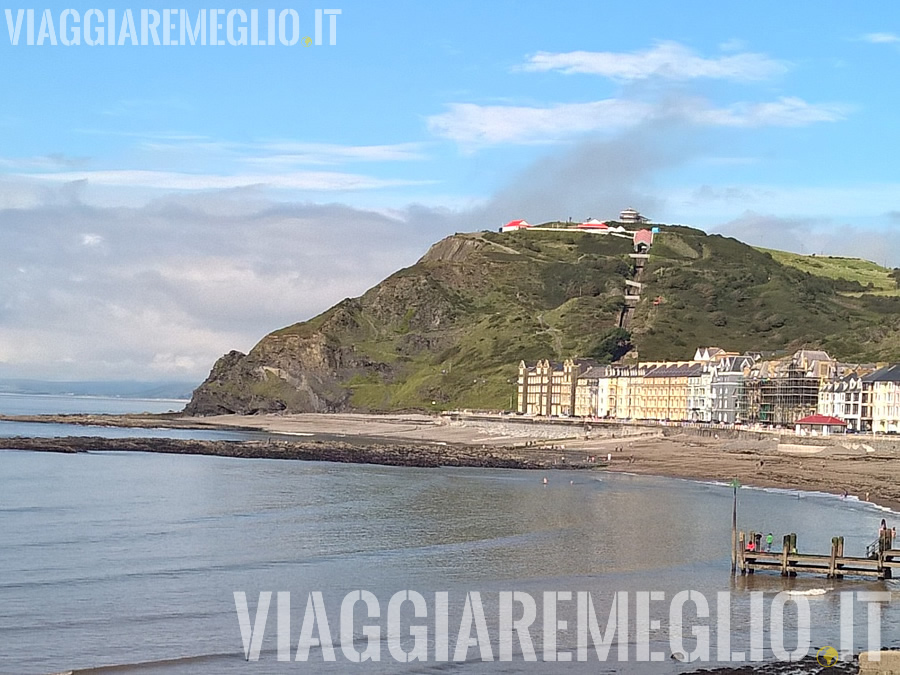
[756,247,900,294]
[186,226,900,414]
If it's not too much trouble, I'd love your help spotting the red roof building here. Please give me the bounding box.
[794,414,847,436]
[501,219,531,232]
[633,228,653,252]
[577,218,608,230]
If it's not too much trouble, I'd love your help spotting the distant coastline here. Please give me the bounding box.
[0,391,188,402]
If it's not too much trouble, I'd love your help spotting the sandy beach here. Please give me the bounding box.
[4,410,900,513]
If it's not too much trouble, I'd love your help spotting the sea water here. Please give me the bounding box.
[1,395,897,674]
[0,393,252,442]
[1,445,898,674]
[0,392,187,416]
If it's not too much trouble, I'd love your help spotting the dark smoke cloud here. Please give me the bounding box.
[471,121,701,226]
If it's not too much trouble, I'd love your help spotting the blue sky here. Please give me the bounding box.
[2,1,899,381]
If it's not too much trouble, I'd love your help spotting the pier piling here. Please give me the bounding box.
[738,530,898,580]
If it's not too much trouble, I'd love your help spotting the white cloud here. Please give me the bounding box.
[0,153,89,170]
[673,182,900,220]
[712,211,900,265]
[862,32,900,44]
[20,169,432,192]
[80,233,104,246]
[429,96,848,146]
[0,190,459,380]
[136,138,429,166]
[244,142,428,165]
[84,132,426,165]
[428,99,653,144]
[521,41,786,81]
[718,39,748,53]
[682,96,851,127]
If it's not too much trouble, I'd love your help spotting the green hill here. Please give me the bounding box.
[756,247,899,293]
[185,226,900,414]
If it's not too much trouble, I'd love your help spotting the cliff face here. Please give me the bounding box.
[184,302,385,414]
[186,227,900,415]
[185,239,479,415]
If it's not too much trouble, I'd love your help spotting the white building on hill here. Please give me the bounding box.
[620,208,649,224]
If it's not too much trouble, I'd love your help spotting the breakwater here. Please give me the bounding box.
[0,435,594,470]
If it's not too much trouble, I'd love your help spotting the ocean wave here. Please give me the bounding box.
[700,480,900,516]
[786,588,830,596]
[63,651,241,674]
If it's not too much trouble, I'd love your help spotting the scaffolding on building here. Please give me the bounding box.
[737,351,835,426]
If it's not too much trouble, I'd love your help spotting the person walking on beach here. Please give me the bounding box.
[766,533,774,552]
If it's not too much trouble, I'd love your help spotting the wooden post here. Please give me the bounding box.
[746,532,755,575]
[789,533,798,577]
[730,479,740,575]
[888,531,894,580]
[881,530,893,580]
[739,531,746,574]
[828,537,838,579]
[781,534,790,576]
[837,537,844,579]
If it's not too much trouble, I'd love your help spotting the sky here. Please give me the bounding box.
[2,1,899,382]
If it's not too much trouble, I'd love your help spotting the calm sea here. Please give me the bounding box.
[0,394,248,442]
[0,393,187,416]
[0,396,897,674]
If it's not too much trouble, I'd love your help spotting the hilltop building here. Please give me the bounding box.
[577,218,608,230]
[620,208,649,224]
[500,219,531,232]
[497,209,652,235]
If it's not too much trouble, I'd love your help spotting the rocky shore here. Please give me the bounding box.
[0,435,595,470]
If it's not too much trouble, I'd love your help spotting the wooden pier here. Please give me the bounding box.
[736,530,899,580]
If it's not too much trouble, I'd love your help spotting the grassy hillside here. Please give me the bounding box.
[631,229,900,362]
[757,247,900,294]
[341,230,636,410]
[188,226,900,414]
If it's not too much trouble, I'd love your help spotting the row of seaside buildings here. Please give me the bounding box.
[517,347,900,434]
